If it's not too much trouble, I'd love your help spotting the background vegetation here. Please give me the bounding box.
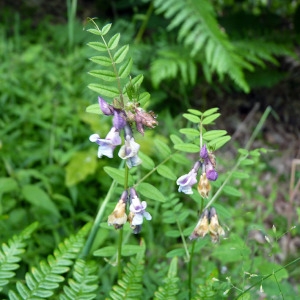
[0,0,299,299]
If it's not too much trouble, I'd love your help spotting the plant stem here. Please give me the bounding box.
[117,227,124,278]
[188,241,196,299]
[80,179,117,258]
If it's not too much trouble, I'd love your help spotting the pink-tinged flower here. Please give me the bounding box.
[113,109,126,130]
[134,108,158,136]
[129,188,152,227]
[176,162,201,194]
[98,97,114,115]
[89,127,121,158]
[118,135,142,168]
[200,144,218,181]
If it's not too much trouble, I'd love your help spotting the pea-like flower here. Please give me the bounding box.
[89,127,122,158]
[113,109,126,130]
[200,145,218,181]
[189,208,210,240]
[98,96,114,115]
[118,135,142,168]
[107,191,128,229]
[208,207,225,243]
[176,161,201,194]
[129,188,152,228]
[197,173,211,198]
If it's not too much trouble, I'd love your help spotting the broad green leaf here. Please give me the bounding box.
[101,23,112,35]
[65,150,97,186]
[174,143,199,153]
[154,139,171,157]
[113,45,129,64]
[139,152,155,170]
[87,42,107,52]
[93,246,117,257]
[238,148,249,155]
[136,182,166,202]
[166,249,185,258]
[88,70,116,82]
[223,186,241,197]
[108,33,120,50]
[22,185,60,217]
[171,153,190,165]
[182,113,200,123]
[202,107,219,116]
[0,177,18,195]
[86,28,101,36]
[179,128,200,137]
[240,158,254,166]
[156,165,177,180]
[203,130,227,141]
[86,103,103,115]
[212,234,251,263]
[121,245,143,256]
[207,135,231,150]
[187,108,202,116]
[177,210,189,222]
[138,92,150,107]
[170,134,183,145]
[130,74,144,87]
[119,58,133,78]
[202,113,221,125]
[89,56,112,67]
[165,230,181,237]
[104,167,134,186]
[88,83,119,98]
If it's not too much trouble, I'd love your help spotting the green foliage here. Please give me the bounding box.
[108,247,145,300]
[0,223,38,292]
[8,223,91,299]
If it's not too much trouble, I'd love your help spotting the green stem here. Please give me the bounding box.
[134,1,154,44]
[117,228,124,278]
[188,241,196,299]
[80,179,117,258]
[176,219,190,262]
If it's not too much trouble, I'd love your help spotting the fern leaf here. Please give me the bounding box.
[59,259,98,300]
[154,0,251,92]
[154,257,179,300]
[0,222,38,292]
[8,223,91,299]
[108,244,145,300]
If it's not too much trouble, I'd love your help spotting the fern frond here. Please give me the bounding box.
[108,247,145,300]
[151,47,197,87]
[154,0,251,92]
[8,223,91,299]
[59,259,98,300]
[0,222,38,292]
[154,257,179,300]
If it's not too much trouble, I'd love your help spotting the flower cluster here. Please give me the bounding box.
[189,207,225,243]
[176,144,218,197]
[107,188,152,234]
[89,97,158,168]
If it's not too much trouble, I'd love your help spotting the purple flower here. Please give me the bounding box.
[98,97,114,115]
[113,110,126,130]
[176,169,198,194]
[200,144,209,159]
[118,135,142,168]
[89,127,122,158]
[129,188,152,226]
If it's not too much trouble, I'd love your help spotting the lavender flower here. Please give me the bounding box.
[118,135,142,168]
[89,127,121,158]
[176,161,201,194]
[98,97,114,115]
[129,188,152,227]
[200,144,218,181]
[113,109,126,130]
